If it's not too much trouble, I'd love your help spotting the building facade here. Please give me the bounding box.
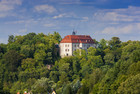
[60,35,95,58]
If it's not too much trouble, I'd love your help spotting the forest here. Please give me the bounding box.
[0,32,140,94]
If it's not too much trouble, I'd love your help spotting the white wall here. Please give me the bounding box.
[60,43,72,58]
[60,43,96,58]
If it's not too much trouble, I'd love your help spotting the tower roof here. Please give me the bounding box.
[60,35,94,43]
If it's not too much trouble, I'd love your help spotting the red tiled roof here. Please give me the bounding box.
[60,35,94,43]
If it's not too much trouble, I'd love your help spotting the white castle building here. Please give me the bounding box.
[60,35,95,58]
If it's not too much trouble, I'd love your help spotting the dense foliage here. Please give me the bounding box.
[0,32,140,94]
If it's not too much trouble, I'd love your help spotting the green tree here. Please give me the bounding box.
[8,35,15,43]
[21,58,36,72]
[99,39,107,50]
[20,45,35,58]
[77,84,89,94]
[62,84,72,94]
[31,77,55,93]
[3,50,23,72]
[49,71,59,83]
[34,50,46,65]
[108,37,121,49]
[117,74,140,94]
[104,53,115,65]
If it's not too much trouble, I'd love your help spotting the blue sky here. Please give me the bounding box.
[0,0,140,43]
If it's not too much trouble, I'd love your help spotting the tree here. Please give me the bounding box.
[104,53,115,65]
[77,84,89,94]
[88,55,104,68]
[127,61,140,75]
[108,37,121,49]
[99,39,107,50]
[8,35,15,43]
[0,43,7,54]
[117,74,140,94]
[3,50,23,72]
[62,84,72,94]
[7,43,20,51]
[21,58,36,72]
[52,31,62,43]
[24,33,36,40]
[88,68,103,91]
[10,78,36,94]
[0,43,7,59]
[34,50,46,65]
[87,47,97,56]
[31,77,55,93]
[49,71,59,83]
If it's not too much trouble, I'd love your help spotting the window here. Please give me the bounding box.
[74,44,76,47]
[65,49,67,51]
[68,49,69,51]
[65,44,67,47]
[77,45,79,47]
[68,44,69,47]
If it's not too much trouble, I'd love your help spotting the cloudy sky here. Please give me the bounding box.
[0,0,140,43]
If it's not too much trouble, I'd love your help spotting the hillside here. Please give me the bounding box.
[0,32,140,94]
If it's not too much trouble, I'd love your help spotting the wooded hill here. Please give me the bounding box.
[0,32,140,94]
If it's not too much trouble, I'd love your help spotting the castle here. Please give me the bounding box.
[60,34,95,58]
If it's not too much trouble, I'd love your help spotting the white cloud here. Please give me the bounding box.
[19,29,27,33]
[100,23,140,35]
[0,0,22,17]
[34,4,56,14]
[93,6,140,23]
[5,19,38,24]
[0,0,22,12]
[81,17,89,21]
[44,23,55,27]
[53,12,76,19]
[46,0,81,4]
[47,0,107,5]
[94,12,134,22]
[53,13,66,19]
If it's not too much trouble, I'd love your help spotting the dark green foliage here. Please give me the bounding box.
[3,50,23,72]
[117,74,140,94]
[0,33,140,94]
[62,84,73,94]
[8,35,15,43]
[31,77,55,93]
[49,71,59,83]
[108,37,121,49]
[77,84,89,94]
